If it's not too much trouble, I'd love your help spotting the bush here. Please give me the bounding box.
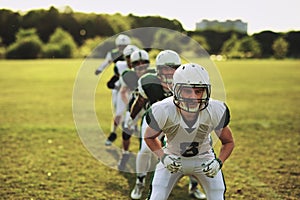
[5,29,43,59]
[238,37,261,58]
[77,36,105,58]
[6,38,43,59]
[42,27,77,58]
[42,43,62,58]
[272,37,289,59]
[0,47,5,59]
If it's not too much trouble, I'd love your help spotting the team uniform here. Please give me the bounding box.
[117,55,155,170]
[99,49,125,111]
[130,51,206,200]
[95,34,131,143]
[95,33,131,75]
[112,61,129,116]
[120,69,156,132]
[104,44,139,146]
[96,48,125,73]
[146,97,230,200]
[134,72,172,174]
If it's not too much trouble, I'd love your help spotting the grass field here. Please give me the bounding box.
[0,59,299,200]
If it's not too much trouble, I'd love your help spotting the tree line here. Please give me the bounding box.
[0,6,299,59]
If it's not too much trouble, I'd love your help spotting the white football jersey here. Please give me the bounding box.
[147,96,229,157]
[115,60,128,76]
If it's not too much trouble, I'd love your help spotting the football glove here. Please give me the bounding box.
[161,154,182,173]
[202,158,223,178]
[95,69,102,75]
[123,111,135,129]
[126,116,134,129]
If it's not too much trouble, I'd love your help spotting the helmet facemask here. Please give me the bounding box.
[123,45,139,68]
[157,65,180,91]
[173,83,211,113]
[133,60,150,78]
[130,49,150,78]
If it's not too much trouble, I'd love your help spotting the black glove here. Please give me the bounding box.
[106,75,119,89]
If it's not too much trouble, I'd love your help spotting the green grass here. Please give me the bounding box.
[0,59,299,199]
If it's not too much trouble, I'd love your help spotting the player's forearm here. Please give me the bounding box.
[97,59,111,72]
[144,126,164,159]
[120,87,129,105]
[216,126,234,163]
[144,137,164,159]
[219,141,234,163]
[130,95,146,119]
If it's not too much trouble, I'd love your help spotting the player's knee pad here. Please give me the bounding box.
[122,128,132,140]
[108,132,117,141]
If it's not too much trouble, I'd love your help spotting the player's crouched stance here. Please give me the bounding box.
[144,63,235,200]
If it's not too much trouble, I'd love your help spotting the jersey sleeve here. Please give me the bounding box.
[96,52,113,72]
[214,102,231,130]
[138,73,165,105]
[137,78,148,99]
[105,51,113,61]
[145,102,168,132]
[120,70,139,90]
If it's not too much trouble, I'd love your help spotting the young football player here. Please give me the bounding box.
[128,51,206,199]
[144,63,234,200]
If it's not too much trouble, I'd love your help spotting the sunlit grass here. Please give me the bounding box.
[0,59,299,199]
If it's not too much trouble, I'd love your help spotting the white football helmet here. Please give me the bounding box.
[123,45,139,58]
[155,50,181,87]
[115,34,131,46]
[156,50,181,67]
[130,49,150,77]
[173,63,211,112]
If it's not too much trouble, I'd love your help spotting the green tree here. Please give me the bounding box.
[0,9,21,45]
[253,31,279,58]
[191,35,210,51]
[152,29,191,53]
[106,13,132,34]
[22,7,60,43]
[0,37,5,59]
[238,36,261,58]
[77,36,105,57]
[6,28,43,59]
[272,37,289,59]
[221,34,243,58]
[42,27,77,58]
[285,31,300,58]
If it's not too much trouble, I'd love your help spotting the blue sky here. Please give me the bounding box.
[1,0,299,34]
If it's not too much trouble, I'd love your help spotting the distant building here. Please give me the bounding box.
[196,19,247,33]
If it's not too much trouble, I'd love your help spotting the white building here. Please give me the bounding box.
[196,19,247,33]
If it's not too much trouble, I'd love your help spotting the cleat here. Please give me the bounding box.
[105,132,117,146]
[189,185,206,199]
[118,152,130,171]
[105,139,112,146]
[131,176,145,199]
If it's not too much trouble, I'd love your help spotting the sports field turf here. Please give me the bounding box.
[0,59,299,199]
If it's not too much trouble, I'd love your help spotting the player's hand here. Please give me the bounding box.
[126,116,134,128]
[161,154,182,173]
[123,112,134,129]
[202,158,223,178]
[95,69,102,75]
